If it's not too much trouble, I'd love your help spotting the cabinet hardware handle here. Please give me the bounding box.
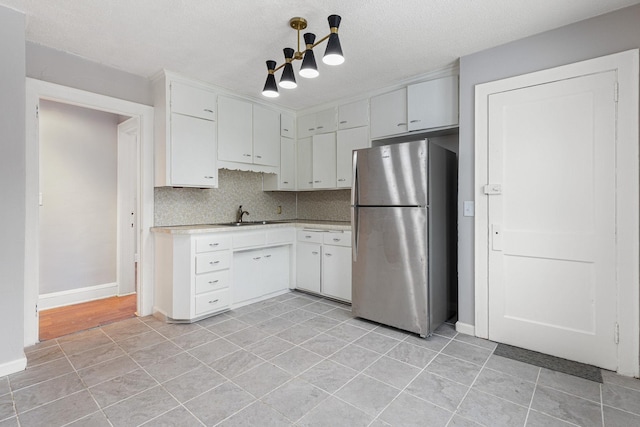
[209,243,219,246]
[208,280,219,284]
[410,119,421,123]
[243,154,251,157]
[338,179,346,182]
[209,261,220,265]
[208,299,219,304]
[305,235,312,239]
[256,155,262,158]
[317,126,324,129]
[264,254,272,258]
[339,120,347,124]
[333,238,341,242]
[308,128,315,131]
[325,253,333,257]
[308,181,313,184]
[204,109,214,113]
[397,123,407,127]
[314,180,321,183]
[253,256,261,260]
[283,181,289,184]
[283,128,289,132]
[312,251,319,255]
[204,176,214,179]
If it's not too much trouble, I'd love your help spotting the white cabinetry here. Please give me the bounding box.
[407,75,458,131]
[312,133,337,189]
[370,88,407,139]
[338,99,369,130]
[295,229,352,302]
[263,137,296,191]
[153,74,218,188]
[234,245,290,305]
[296,137,313,190]
[297,107,337,138]
[280,112,295,138]
[218,97,281,171]
[336,126,369,188]
[154,233,231,321]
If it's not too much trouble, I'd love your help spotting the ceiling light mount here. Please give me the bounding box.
[262,14,344,98]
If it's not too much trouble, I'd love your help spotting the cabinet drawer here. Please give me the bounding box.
[196,235,231,253]
[195,288,230,315]
[324,231,352,247]
[195,270,229,294]
[196,251,231,274]
[297,230,324,244]
[267,228,295,245]
[233,232,266,249]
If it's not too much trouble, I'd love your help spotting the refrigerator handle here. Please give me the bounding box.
[351,206,358,261]
[351,150,359,260]
[351,150,358,206]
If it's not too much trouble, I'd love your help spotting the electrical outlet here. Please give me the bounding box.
[277,205,282,215]
[463,201,474,217]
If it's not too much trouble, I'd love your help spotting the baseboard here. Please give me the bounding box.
[0,355,27,377]
[39,282,118,310]
[456,321,475,336]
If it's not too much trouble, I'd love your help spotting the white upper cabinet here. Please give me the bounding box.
[407,75,459,131]
[312,133,337,189]
[253,105,280,167]
[296,137,313,190]
[153,72,218,188]
[280,112,295,138]
[217,96,253,163]
[336,126,369,188]
[171,81,216,120]
[297,107,337,138]
[338,99,369,130]
[370,88,408,138]
[263,137,295,191]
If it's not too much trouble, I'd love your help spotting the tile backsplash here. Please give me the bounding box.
[154,169,351,226]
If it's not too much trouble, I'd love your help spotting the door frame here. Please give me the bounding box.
[474,49,639,376]
[24,79,155,346]
[117,117,140,296]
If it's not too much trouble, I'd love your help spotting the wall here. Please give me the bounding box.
[155,169,297,226]
[39,100,119,295]
[457,3,640,326]
[26,42,153,106]
[0,5,26,374]
[297,190,351,221]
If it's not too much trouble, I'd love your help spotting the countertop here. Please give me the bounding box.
[151,220,351,235]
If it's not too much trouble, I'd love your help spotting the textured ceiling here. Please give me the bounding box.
[2,0,639,110]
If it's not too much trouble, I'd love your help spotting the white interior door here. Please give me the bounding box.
[117,118,139,296]
[487,70,618,369]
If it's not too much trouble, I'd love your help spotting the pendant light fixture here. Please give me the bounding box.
[261,14,344,98]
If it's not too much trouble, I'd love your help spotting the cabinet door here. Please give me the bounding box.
[297,113,316,139]
[408,75,459,131]
[312,133,337,189]
[232,249,262,305]
[280,138,295,190]
[296,243,321,293]
[338,99,369,130]
[263,245,290,294]
[218,96,253,163]
[296,137,313,190]
[370,88,407,138]
[315,107,337,134]
[170,113,217,187]
[281,112,295,138]
[322,244,352,302]
[170,81,216,121]
[253,105,280,166]
[336,126,369,188]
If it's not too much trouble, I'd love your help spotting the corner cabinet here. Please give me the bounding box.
[153,73,218,187]
[263,137,295,191]
[294,133,338,191]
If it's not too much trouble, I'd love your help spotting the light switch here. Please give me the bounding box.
[463,201,474,217]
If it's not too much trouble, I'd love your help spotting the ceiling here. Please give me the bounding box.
[3,0,639,110]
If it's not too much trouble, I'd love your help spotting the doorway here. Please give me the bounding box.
[474,49,639,376]
[36,101,139,340]
[24,79,155,346]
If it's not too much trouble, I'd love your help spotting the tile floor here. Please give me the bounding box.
[2,291,640,427]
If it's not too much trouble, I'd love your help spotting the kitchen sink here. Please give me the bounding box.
[216,220,285,226]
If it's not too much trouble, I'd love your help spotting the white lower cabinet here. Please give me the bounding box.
[295,230,352,302]
[232,245,290,305]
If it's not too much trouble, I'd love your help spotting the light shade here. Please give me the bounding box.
[299,33,319,78]
[262,60,279,98]
[323,15,344,65]
[279,48,297,89]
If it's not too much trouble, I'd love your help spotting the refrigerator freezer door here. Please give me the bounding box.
[353,140,428,207]
[352,206,430,335]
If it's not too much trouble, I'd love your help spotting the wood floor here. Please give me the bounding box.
[39,294,137,341]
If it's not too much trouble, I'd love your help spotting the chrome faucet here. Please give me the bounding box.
[236,205,249,223]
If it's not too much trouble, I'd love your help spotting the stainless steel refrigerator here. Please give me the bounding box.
[351,139,456,337]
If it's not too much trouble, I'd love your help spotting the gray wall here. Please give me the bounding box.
[39,100,119,295]
[0,6,26,370]
[26,42,153,106]
[457,4,640,325]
